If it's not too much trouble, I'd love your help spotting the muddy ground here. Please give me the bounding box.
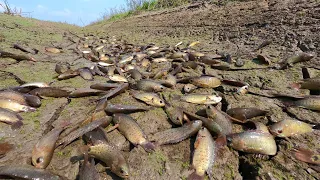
[1,0,320,179]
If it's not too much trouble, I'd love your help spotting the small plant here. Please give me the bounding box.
[0,0,22,16]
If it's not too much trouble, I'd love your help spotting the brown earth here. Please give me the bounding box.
[1,0,320,180]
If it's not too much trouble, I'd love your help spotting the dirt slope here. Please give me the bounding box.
[0,0,319,180]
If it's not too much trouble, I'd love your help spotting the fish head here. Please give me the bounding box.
[269,124,286,137]
[154,84,166,92]
[152,97,165,107]
[207,95,222,104]
[32,153,49,169]
[111,160,130,178]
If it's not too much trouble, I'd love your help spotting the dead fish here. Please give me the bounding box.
[227,130,277,155]
[55,63,70,74]
[84,127,108,145]
[206,105,232,135]
[69,88,106,98]
[256,55,271,65]
[188,127,216,180]
[198,56,220,65]
[237,85,249,94]
[182,61,198,69]
[269,119,314,137]
[152,57,168,63]
[151,120,202,145]
[109,74,128,82]
[131,91,165,107]
[0,142,13,157]
[113,114,155,152]
[181,94,222,105]
[0,98,36,112]
[88,143,129,178]
[226,108,268,122]
[24,94,42,107]
[45,47,61,53]
[188,41,200,47]
[99,83,129,100]
[136,79,165,92]
[32,127,65,169]
[0,107,23,129]
[292,147,320,165]
[221,79,248,87]
[13,44,38,54]
[78,68,93,80]
[184,84,197,93]
[128,69,143,80]
[0,50,36,62]
[248,121,269,133]
[287,52,314,65]
[20,82,49,88]
[0,165,64,180]
[254,40,272,51]
[0,90,28,105]
[105,104,152,114]
[90,83,120,91]
[160,74,177,88]
[78,150,99,180]
[190,76,221,88]
[291,77,320,91]
[57,70,79,80]
[57,117,112,148]
[284,96,320,111]
[163,104,184,125]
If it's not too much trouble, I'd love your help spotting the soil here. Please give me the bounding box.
[1,0,320,180]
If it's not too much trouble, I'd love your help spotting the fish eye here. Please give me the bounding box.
[277,130,283,134]
[36,157,44,164]
[159,100,163,104]
[160,87,164,89]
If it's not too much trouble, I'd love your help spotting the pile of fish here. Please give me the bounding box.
[0,33,319,180]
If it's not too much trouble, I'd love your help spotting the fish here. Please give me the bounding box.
[90,83,120,91]
[206,105,232,135]
[45,47,61,53]
[0,107,23,129]
[181,94,222,105]
[188,127,216,180]
[0,90,28,105]
[105,104,152,114]
[0,98,36,112]
[136,79,166,92]
[23,94,42,107]
[0,50,36,62]
[190,76,221,88]
[113,114,155,152]
[128,69,143,80]
[227,130,277,155]
[20,82,49,88]
[88,143,129,178]
[0,142,14,157]
[268,119,314,137]
[163,105,184,125]
[160,74,177,88]
[78,67,93,80]
[291,77,320,91]
[182,61,198,69]
[0,165,64,180]
[99,83,129,100]
[254,40,272,51]
[184,84,197,93]
[284,96,320,111]
[69,88,106,98]
[13,44,38,55]
[188,41,200,47]
[32,127,65,169]
[226,108,268,121]
[28,87,70,98]
[55,63,70,74]
[57,70,79,80]
[79,151,100,180]
[287,52,314,65]
[109,74,128,82]
[150,120,202,145]
[57,117,112,148]
[83,127,108,145]
[131,91,165,107]
[292,147,320,165]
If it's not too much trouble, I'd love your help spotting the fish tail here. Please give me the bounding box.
[22,106,36,112]
[187,172,204,180]
[215,135,227,147]
[11,120,23,130]
[290,83,301,90]
[292,147,314,164]
[142,141,156,152]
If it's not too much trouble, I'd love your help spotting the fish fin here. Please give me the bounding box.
[187,172,204,180]
[292,147,319,165]
[16,114,23,121]
[302,67,310,79]
[290,83,301,90]
[11,120,23,130]
[215,135,227,147]
[141,141,156,152]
